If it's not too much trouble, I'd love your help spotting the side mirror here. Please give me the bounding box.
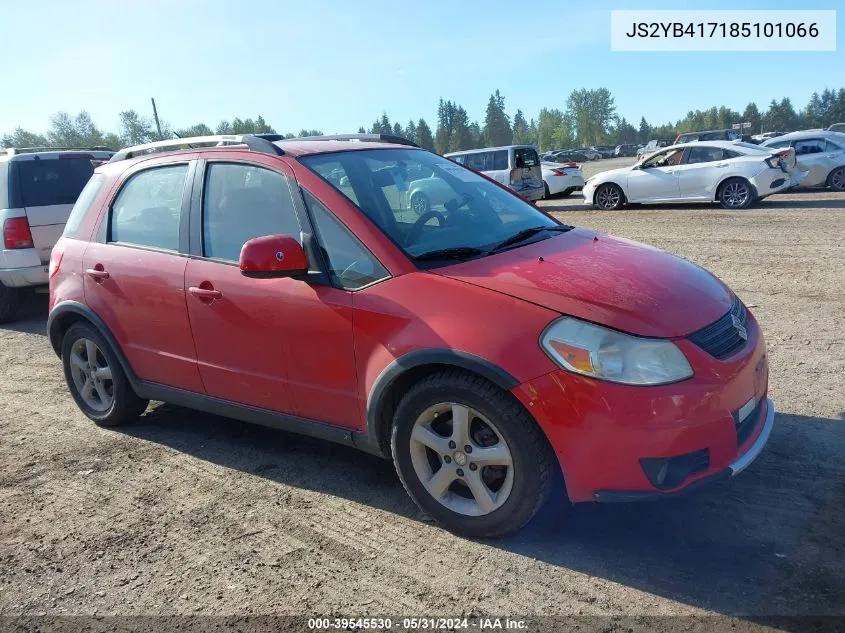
[239,235,307,279]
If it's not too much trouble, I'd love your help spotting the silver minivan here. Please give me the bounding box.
[445,145,545,201]
[762,131,845,190]
[0,147,113,321]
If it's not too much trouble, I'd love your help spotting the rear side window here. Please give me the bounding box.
[794,139,826,155]
[826,140,842,151]
[767,140,791,149]
[492,150,508,170]
[202,163,300,262]
[685,147,725,164]
[110,164,188,251]
[63,174,105,239]
[14,157,96,208]
[464,152,494,172]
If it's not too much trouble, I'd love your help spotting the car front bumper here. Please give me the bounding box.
[0,264,49,288]
[512,317,772,503]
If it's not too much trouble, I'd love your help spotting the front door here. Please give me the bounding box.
[677,145,726,199]
[627,148,683,201]
[184,157,359,427]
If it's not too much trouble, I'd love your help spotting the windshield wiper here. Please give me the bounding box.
[491,225,572,252]
[413,246,488,261]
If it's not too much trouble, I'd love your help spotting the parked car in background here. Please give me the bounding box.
[675,129,740,145]
[574,148,601,161]
[541,160,584,198]
[636,139,673,159]
[551,150,588,163]
[826,123,845,133]
[0,146,114,322]
[614,144,638,157]
[592,146,616,159]
[584,141,804,210]
[761,130,845,191]
[752,131,785,142]
[447,145,544,201]
[48,133,775,538]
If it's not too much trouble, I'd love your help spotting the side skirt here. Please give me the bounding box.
[136,381,378,453]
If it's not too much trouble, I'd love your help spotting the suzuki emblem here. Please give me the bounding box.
[732,314,748,341]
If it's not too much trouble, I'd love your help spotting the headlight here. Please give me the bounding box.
[540,317,693,385]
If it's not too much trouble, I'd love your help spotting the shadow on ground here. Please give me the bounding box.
[1,291,48,336]
[119,406,845,617]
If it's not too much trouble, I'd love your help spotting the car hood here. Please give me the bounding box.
[589,166,634,183]
[434,229,731,338]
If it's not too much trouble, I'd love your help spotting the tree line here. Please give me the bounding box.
[3,86,844,154]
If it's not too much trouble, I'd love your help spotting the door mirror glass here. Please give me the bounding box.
[239,234,308,279]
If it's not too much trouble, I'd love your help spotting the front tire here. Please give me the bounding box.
[391,370,556,538]
[594,183,624,210]
[0,283,20,324]
[61,322,148,427]
[718,178,753,209]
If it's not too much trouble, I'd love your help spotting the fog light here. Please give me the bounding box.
[640,449,710,490]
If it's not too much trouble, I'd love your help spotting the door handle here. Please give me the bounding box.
[715,163,729,168]
[85,268,110,281]
[188,286,222,300]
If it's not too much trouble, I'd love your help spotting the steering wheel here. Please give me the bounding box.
[405,210,446,246]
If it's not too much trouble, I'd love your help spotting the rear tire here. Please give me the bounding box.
[593,183,624,210]
[61,322,149,427]
[828,166,845,192]
[561,188,574,197]
[543,182,551,199]
[391,370,556,538]
[0,283,20,324]
[718,177,753,209]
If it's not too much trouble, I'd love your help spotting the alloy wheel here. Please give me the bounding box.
[409,402,514,517]
[69,338,114,412]
[722,182,750,208]
[596,185,621,209]
[831,168,845,191]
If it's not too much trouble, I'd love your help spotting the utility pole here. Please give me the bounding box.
[150,98,163,140]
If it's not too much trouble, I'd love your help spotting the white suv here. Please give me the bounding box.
[1,147,113,321]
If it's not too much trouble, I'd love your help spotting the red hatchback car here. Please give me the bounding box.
[47,133,774,537]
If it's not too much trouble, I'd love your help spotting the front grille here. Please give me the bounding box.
[733,398,764,447]
[688,296,749,360]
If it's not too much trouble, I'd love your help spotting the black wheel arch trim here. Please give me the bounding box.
[48,301,142,387]
[362,349,520,457]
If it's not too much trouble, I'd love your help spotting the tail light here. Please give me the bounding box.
[551,169,568,176]
[49,247,64,280]
[3,217,34,249]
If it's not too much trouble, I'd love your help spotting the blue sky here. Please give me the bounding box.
[0,0,841,137]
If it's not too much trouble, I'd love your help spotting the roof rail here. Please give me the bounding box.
[108,135,284,163]
[282,133,421,148]
[1,146,115,156]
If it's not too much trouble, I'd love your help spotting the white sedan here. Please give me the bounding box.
[541,161,585,198]
[583,141,806,210]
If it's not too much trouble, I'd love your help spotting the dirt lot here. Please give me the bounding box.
[1,173,844,628]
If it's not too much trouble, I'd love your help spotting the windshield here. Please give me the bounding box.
[301,148,561,265]
[14,158,96,207]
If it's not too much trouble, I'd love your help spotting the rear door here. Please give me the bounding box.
[791,138,829,186]
[676,146,728,199]
[13,154,104,263]
[83,157,204,393]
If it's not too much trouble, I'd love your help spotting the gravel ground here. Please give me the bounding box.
[1,165,843,631]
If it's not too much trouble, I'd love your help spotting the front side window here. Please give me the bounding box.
[300,148,561,266]
[202,163,300,262]
[642,148,684,168]
[110,165,188,251]
[303,191,388,290]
